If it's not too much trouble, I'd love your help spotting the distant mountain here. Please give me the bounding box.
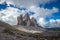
[17,13,42,27]
[45,27,60,31]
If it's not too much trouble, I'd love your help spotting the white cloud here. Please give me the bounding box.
[56,19,60,27]
[50,19,56,23]
[0,7,25,25]
[0,0,59,28]
[45,19,60,28]
[27,6,59,28]
[37,18,47,27]
[0,0,5,4]
[0,0,56,8]
[28,6,58,18]
[49,19,57,28]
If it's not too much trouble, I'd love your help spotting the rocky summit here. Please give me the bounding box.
[0,21,38,40]
[17,13,39,27]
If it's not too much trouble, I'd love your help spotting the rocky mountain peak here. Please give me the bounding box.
[17,13,39,27]
[23,13,30,21]
[30,17,38,27]
[17,14,23,25]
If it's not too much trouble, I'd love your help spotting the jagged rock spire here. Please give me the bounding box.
[23,13,30,21]
[17,13,39,27]
[30,17,38,27]
[17,14,23,25]
[23,13,31,26]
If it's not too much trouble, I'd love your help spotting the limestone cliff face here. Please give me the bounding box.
[17,13,38,27]
[17,15,23,25]
[30,17,38,27]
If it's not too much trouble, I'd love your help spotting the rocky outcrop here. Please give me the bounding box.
[17,13,38,27]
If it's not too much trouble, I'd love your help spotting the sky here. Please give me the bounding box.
[0,0,60,28]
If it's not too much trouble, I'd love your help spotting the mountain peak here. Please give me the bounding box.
[17,13,39,27]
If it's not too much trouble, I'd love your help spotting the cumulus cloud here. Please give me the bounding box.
[0,7,26,25]
[45,19,60,28]
[56,19,60,27]
[28,5,58,27]
[37,18,47,27]
[28,6,58,19]
[0,0,59,28]
[39,19,60,28]
[0,0,5,4]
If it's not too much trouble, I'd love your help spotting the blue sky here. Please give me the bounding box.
[44,0,60,9]
[43,0,60,21]
[0,0,60,28]
[38,0,60,21]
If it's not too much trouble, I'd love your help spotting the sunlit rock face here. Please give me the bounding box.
[17,13,31,26]
[17,13,39,27]
[23,13,31,26]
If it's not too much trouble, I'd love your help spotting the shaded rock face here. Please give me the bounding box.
[23,13,31,26]
[17,13,38,27]
[30,17,38,27]
[17,15,23,25]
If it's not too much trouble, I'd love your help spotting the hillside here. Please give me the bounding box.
[0,19,47,40]
[0,21,40,40]
[0,20,60,40]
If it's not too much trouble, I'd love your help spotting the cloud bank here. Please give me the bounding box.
[0,0,60,28]
[45,19,60,28]
[0,7,25,25]
[0,0,56,8]
[28,6,59,27]
[28,6,58,18]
